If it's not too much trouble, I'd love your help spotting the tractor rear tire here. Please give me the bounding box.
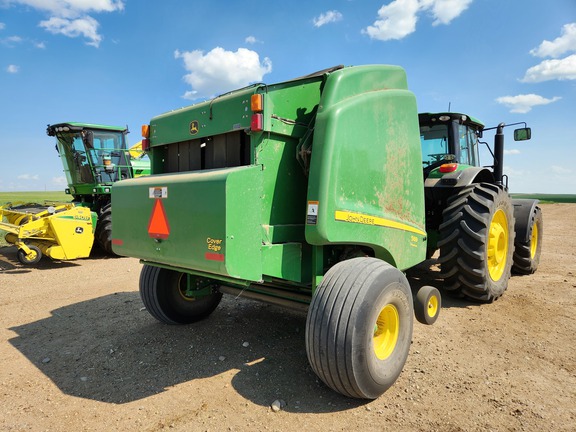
[95,202,115,255]
[512,206,543,275]
[438,183,515,302]
[305,257,413,399]
[139,265,222,325]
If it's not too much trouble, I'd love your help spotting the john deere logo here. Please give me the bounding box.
[190,120,199,135]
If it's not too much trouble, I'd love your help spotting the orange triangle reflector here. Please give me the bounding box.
[148,199,170,239]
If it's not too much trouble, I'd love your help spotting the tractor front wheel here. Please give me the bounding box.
[95,202,115,255]
[139,265,223,324]
[438,183,515,302]
[305,257,413,399]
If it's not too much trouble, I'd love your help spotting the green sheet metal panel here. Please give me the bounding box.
[112,165,263,281]
[261,243,303,282]
[149,88,255,147]
[248,76,324,227]
[305,65,426,270]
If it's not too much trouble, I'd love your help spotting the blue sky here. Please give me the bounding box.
[1,0,575,194]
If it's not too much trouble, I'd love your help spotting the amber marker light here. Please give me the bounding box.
[141,124,150,151]
[251,94,263,112]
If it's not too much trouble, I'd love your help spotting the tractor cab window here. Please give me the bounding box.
[457,125,479,166]
[420,124,449,167]
[89,131,130,183]
[70,134,94,183]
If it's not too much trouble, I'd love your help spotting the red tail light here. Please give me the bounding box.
[142,138,150,151]
[439,163,458,173]
[251,113,263,132]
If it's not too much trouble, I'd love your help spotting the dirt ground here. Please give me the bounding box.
[1,203,574,432]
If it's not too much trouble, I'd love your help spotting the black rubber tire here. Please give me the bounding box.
[139,265,223,324]
[414,285,441,325]
[95,202,115,255]
[17,245,42,265]
[512,206,543,275]
[305,257,413,399]
[438,183,515,302]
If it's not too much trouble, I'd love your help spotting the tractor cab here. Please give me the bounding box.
[419,112,484,179]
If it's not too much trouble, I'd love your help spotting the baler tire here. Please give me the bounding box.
[17,245,42,265]
[95,203,115,255]
[305,257,413,399]
[139,265,222,325]
[438,183,515,302]
[414,285,441,325]
[512,206,543,275]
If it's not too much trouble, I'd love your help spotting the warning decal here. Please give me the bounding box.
[148,199,170,239]
[306,201,319,225]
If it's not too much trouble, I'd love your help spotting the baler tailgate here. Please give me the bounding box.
[112,165,263,281]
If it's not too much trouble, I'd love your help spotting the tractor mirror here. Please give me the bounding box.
[514,127,531,141]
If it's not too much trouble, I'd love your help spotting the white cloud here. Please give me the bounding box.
[9,0,125,47]
[363,0,420,41]
[40,16,101,47]
[504,149,521,155]
[10,0,124,18]
[313,10,343,28]
[495,94,561,113]
[18,174,39,180]
[530,23,576,59]
[551,165,572,175]
[0,22,5,30]
[503,166,524,177]
[363,0,472,41]
[1,35,24,47]
[521,54,576,83]
[6,64,19,73]
[521,24,576,83]
[422,0,474,26]
[52,176,68,185]
[175,47,272,100]
[7,35,23,43]
[245,35,264,45]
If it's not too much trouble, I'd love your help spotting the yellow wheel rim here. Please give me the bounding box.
[24,249,38,262]
[177,274,194,302]
[488,209,509,281]
[427,294,439,318]
[373,304,399,360]
[530,223,539,259]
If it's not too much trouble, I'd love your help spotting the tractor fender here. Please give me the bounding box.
[511,199,540,243]
[424,167,494,188]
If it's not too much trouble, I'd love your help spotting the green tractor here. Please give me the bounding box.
[111,65,542,399]
[47,123,150,254]
[419,112,542,301]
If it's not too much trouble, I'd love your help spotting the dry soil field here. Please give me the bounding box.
[1,203,575,432]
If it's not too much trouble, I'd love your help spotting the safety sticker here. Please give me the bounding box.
[149,187,168,199]
[307,201,319,225]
